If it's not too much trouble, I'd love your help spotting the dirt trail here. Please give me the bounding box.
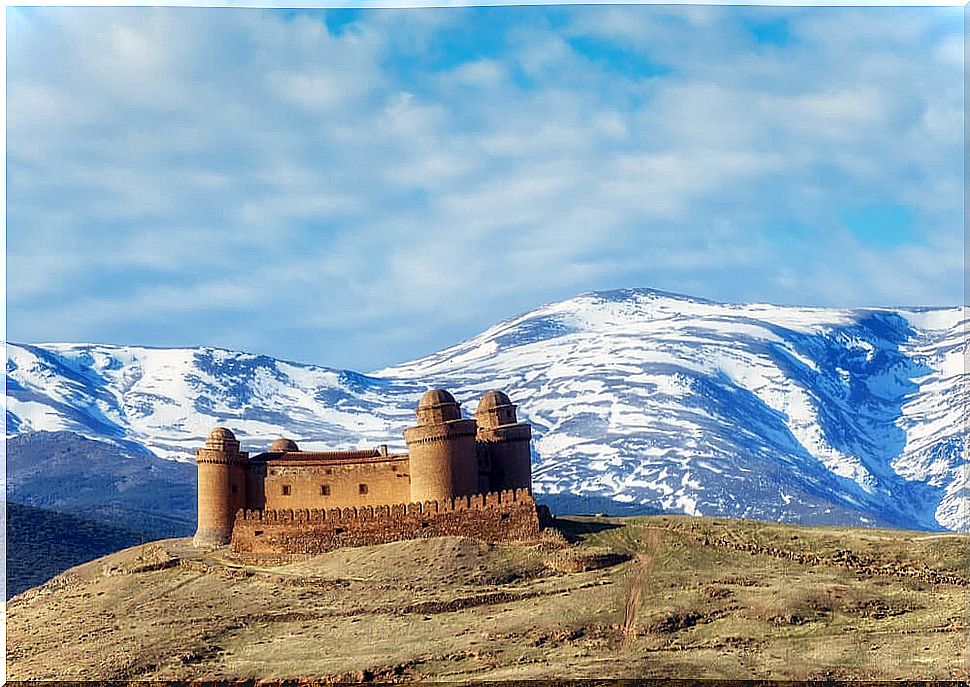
[619,529,660,650]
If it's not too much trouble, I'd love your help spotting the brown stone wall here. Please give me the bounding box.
[248,456,411,511]
[475,442,492,494]
[229,488,541,561]
[194,448,249,546]
[477,423,532,492]
[404,419,478,502]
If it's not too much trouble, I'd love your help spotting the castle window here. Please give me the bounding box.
[358,483,368,495]
[282,484,291,496]
[320,484,331,496]
[231,484,238,494]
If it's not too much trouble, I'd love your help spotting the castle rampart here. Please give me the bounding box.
[229,488,543,562]
[194,387,542,555]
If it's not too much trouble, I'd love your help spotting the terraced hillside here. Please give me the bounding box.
[8,515,969,680]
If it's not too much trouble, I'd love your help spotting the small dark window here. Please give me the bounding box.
[231,484,238,494]
[320,484,331,496]
[358,483,368,495]
[254,530,264,537]
[282,484,291,496]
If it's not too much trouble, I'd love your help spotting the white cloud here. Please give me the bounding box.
[6,6,964,370]
[443,58,507,89]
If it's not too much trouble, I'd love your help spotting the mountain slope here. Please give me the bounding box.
[379,289,967,531]
[6,288,967,531]
[7,502,148,598]
[7,431,197,538]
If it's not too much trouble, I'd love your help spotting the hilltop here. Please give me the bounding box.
[6,288,967,531]
[8,515,969,680]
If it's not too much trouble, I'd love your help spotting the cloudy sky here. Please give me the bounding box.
[7,5,964,371]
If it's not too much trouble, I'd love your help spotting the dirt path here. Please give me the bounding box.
[619,530,660,650]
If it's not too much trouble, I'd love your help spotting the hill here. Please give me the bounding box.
[8,516,969,680]
[6,502,149,598]
[7,430,197,538]
[6,287,967,530]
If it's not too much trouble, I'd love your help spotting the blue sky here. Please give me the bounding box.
[6,5,964,371]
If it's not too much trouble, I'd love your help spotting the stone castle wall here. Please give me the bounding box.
[404,418,479,502]
[194,447,248,546]
[251,455,411,511]
[229,488,542,562]
[477,423,532,492]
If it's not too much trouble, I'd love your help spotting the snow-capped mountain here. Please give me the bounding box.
[6,288,967,531]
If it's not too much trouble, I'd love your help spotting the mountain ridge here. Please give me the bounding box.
[6,287,966,531]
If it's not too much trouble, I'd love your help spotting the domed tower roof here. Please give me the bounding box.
[269,437,300,452]
[476,390,512,412]
[415,388,461,424]
[205,426,240,451]
[418,388,457,408]
[475,390,518,429]
[209,426,236,440]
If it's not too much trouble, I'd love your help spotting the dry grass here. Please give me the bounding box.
[8,515,970,680]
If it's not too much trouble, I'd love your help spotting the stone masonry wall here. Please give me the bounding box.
[229,488,542,562]
[253,456,411,511]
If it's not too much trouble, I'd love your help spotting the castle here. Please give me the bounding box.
[194,388,547,559]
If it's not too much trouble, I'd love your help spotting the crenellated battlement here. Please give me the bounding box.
[236,488,533,524]
[229,487,542,561]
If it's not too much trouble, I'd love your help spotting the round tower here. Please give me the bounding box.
[475,390,533,493]
[194,427,249,547]
[404,389,478,502]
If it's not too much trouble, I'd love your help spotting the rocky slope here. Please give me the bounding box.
[6,288,967,530]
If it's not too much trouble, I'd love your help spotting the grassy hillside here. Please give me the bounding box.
[8,514,970,680]
[7,502,148,598]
